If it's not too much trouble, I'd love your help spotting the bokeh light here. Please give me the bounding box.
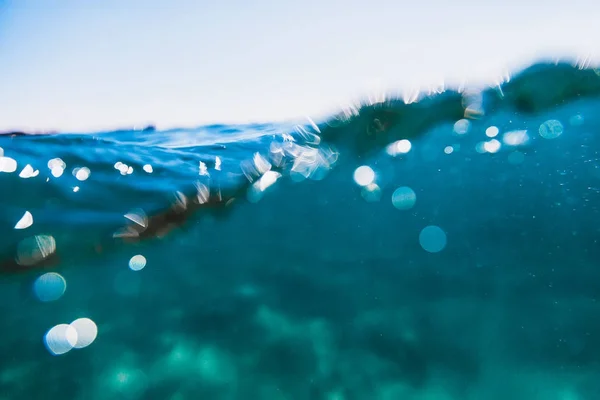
[485,126,499,138]
[502,130,529,146]
[353,166,375,186]
[539,119,564,139]
[48,158,66,178]
[361,183,382,202]
[391,187,417,210]
[16,235,57,267]
[33,272,67,302]
[483,139,501,153]
[44,324,78,356]
[19,164,39,178]
[386,139,412,156]
[70,318,98,349]
[453,119,470,135]
[73,167,91,181]
[0,156,17,173]
[419,225,447,253]
[14,211,33,229]
[129,255,147,271]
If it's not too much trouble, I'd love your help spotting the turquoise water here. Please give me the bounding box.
[1,62,600,399]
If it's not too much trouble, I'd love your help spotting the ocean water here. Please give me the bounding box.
[1,61,600,399]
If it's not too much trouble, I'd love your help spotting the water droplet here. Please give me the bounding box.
[143,164,153,173]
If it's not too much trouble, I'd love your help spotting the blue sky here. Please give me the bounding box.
[0,0,598,132]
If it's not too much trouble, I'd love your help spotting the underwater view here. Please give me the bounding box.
[1,61,600,399]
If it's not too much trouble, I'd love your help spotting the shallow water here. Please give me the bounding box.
[1,62,600,399]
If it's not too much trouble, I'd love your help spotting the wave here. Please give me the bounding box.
[1,60,600,273]
[2,60,600,398]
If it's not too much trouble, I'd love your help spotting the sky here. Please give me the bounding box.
[0,0,598,132]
